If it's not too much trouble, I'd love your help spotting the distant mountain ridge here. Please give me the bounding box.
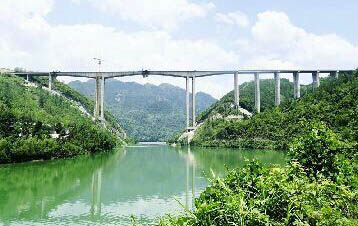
[69,80,216,141]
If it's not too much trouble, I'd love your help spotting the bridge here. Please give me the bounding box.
[10,69,354,131]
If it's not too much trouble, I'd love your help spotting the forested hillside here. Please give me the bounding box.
[191,71,358,150]
[197,78,310,122]
[69,80,216,141]
[0,74,125,163]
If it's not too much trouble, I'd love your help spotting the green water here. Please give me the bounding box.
[0,145,286,225]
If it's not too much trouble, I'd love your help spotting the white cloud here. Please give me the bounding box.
[0,0,236,98]
[1,2,358,99]
[215,11,249,28]
[77,0,215,30]
[249,11,358,70]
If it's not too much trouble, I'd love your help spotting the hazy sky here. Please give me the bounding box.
[1,0,357,98]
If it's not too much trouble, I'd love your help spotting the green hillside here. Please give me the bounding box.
[197,78,310,122]
[191,71,358,150]
[0,74,125,164]
[69,80,216,142]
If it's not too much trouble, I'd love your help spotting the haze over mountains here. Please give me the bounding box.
[69,80,216,141]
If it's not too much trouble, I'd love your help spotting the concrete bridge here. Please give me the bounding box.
[10,69,354,131]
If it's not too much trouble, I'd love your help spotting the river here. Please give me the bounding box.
[0,145,286,225]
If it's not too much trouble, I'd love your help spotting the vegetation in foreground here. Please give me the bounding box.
[160,123,358,225]
[0,74,125,164]
[190,71,358,150]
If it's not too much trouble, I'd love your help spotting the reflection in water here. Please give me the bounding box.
[191,148,196,210]
[91,168,102,218]
[184,146,196,210]
[0,145,286,225]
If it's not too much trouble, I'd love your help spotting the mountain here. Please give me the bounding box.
[0,74,125,164]
[69,80,217,142]
[190,71,358,150]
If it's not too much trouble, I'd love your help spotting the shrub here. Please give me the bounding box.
[161,123,358,225]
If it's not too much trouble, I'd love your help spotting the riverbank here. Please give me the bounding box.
[0,74,125,164]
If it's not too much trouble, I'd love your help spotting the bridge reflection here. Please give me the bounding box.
[91,168,102,218]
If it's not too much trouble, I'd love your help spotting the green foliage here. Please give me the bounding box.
[192,71,358,149]
[0,75,123,163]
[161,124,358,225]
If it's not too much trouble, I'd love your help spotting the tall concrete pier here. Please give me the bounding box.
[94,75,105,121]
[192,76,196,127]
[254,72,260,113]
[234,72,239,107]
[48,73,52,90]
[293,72,300,98]
[312,71,320,88]
[185,75,197,130]
[186,76,190,129]
[100,74,105,121]
[274,72,281,106]
[48,73,56,91]
[330,71,339,78]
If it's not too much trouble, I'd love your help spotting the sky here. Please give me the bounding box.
[1,0,357,98]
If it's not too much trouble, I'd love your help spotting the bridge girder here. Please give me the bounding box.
[8,69,354,79]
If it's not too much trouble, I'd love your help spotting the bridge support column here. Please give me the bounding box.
[48,73,56,91]
[94,78,97,118]
[293,72,300,99]
[186,76,190,130]
[48,73,52,90]
[312,71,320,88]
[94,76,101,119]
[100,75,105,121]
[25,74,33,82]
[234,72,239,107]
[254,72,260,113]
[192,76,196,127]
[330,71,338,78]
[274,72,281,106]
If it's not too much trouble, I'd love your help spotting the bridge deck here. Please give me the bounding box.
[8,69,354,79]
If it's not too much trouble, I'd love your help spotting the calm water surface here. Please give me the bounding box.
[0,145,286,225]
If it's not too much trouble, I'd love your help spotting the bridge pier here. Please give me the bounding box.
[186,76,190,130]
[330,71,339,78]
[234,72,239,107]
[192,76,196,127]
[293,72,300,98]
[101,75,105,121]
[312,71,320,88]
[48,73,57,91]
[48,73,52,90]
[254,72,260,113]
[26,74,33,82]
[94,76,101,119]
[93,75,106,121]
[274,72,281,106]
